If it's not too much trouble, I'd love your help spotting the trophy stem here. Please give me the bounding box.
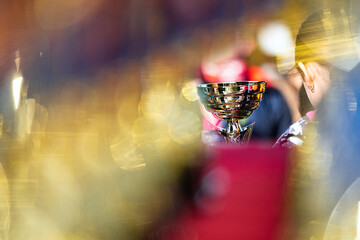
[218,120,255,144]
[226,119,242,134]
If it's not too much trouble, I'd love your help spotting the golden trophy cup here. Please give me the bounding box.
[198,81,266,144]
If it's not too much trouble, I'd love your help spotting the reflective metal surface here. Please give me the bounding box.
[198,81,266,144]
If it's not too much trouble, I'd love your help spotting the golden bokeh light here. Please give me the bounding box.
[110,136,146,171]
[132,116,170,150]
[140,84,176,119]
[181,81,199,102]
[168,110,201,145]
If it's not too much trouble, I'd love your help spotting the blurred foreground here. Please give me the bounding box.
[1,0,360,240]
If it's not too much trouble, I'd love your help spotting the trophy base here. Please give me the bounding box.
[218,122,255,144]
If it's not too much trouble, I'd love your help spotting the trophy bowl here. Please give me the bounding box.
[198,81,266,143]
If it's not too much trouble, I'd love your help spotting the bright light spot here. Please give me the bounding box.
[181,81,198,101]
[257,21,294,57]
[12,76,23,110]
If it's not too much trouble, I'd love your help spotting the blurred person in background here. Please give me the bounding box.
[276,7,360,240]
[274,8,358,148]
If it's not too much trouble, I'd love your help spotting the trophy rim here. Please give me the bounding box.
[197,80,266,120]
[197,81,267,88]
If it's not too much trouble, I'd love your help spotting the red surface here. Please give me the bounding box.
[167,144,290,240]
